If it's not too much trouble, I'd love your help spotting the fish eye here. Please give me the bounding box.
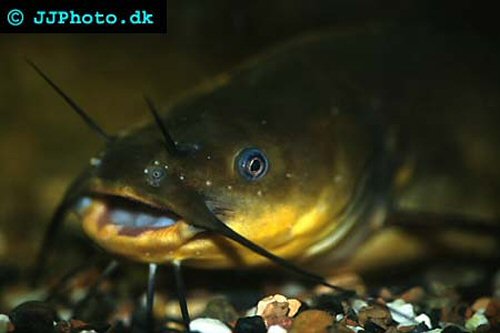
[236,148,269,181]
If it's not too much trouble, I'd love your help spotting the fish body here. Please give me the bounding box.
[70,27,499,272]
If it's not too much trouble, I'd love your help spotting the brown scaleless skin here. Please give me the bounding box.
[44,28,497,276]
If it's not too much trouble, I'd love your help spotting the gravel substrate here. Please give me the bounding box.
[1,264,498,333]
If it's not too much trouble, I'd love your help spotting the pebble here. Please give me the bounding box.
[409,322,432,333]
[471,297,491,313]
[464,309,489,332]
[262,299,289,326]
[357,305,391,328]
[234,316,267,333]
[9,301,58,333]
[351,300,369,315]
[378,288,394,301]
[401,287,425,303]
[386,299,416,326]
[257,294,301,317]
[189,318,232,333]
[245,306,258,317]
[62,319,110,333]
[345,324,364,332]
[268,325,288,333]
[200,296,239,324]
[442,325,466,333]
[485,298,500,326]
[289,310,333,333]
[440,303,467,326]
[363,319,385,333]
[256,294,301,328]
[415,313,432,329]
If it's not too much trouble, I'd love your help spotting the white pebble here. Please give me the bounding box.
[346,325,364,332]
[415,313,432,329]
[245,306,257,317]
[387,299,416,327]
[268,325,287,333]
[257,294,288,315]
[189,318,232,333]
[0,314,10,333]
[465,309,489,331]
[352,299,368,314]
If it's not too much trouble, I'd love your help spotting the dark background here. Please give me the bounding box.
[0,0,498,267]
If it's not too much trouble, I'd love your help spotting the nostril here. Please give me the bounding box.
[144,160,168,187]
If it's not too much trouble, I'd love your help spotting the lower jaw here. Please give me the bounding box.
[77,198,269,266]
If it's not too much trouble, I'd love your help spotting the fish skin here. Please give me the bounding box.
[71,27,499,271]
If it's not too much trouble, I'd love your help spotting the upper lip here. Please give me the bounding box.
[81,184,184,228]
[97,193,182,219]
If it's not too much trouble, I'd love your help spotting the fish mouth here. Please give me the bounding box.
[74,186,195,263]
[76,194,182,231]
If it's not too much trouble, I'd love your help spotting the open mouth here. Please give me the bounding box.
[75,194,182,230]
[74,189,192,263]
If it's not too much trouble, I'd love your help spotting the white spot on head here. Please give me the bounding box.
[285,172,293,179]
[179,175,185,181]
[89,157,101,167]
[207,155,212,160]
[226,185,233,190]
[153,160,160,165]
[205,180,212,186]
[144,169,149,174]
[164,165,169,169]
